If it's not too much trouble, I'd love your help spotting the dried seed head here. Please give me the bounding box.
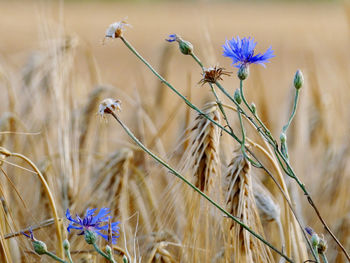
[198,66,231,85]
[98,98,121,117]
[105,21,130,39]
[317,236,327,254]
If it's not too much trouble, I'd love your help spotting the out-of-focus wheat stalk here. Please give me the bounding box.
[181,102,222,262]
[224,150,274,263]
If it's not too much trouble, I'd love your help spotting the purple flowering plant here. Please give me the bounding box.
[66,208,120,244]
[223,36,274,68]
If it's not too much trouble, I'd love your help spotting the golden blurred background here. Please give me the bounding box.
[1,1,350,262]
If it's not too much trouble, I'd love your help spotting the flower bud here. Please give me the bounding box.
[294,70,303,90]
[106,245,112,256]
[250,103,256,114]
[280,132,287,143]
[311,233,320,248]
[63,239,70,250]
[84,230,97,244]
[165,34,194,55]
[234,89,242,104]
[178,40,193,55]
[237,64,249,80]
[33,240,48,255]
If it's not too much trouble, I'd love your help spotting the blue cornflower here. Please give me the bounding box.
[22,227,35,241]
[66,208,120,244]
[223,36,274,68]
[305,226,314,236]
[165,34,177,42]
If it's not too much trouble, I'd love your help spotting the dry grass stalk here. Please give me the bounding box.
[317,144,350,224]
[0,196,13,263]
[92,148,133,214]
[147,242,176,263]
[155,45,173,109]
[253,180,285,257]
[332,213,350,263]
[146,232,181,263]
[224,151,274,263]
[78,86,107,154]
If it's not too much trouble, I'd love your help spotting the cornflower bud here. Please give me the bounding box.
[84,230,97,245]
[234,89,242,104]
[294,70,304,90]
[250,103,256,114]
[165,34,193,55]
[63,239,70,250]
[106,245,112,256]
[33,240,48,255]
[237,64,249,80]
[311,233,320,248]
[280,132,287,143]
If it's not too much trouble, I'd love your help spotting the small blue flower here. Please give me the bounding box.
[22,227,35,241]
[305,226,314,236]
[223,36,274,68]
[165,34,177,42]
[66,208,120,244]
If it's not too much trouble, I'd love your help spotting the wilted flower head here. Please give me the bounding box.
[66,208,120,244]
[198,66,231,85]
[223,36,274,68]
[105,21,130,38]
[99,98,121,117]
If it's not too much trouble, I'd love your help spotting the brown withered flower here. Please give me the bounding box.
[198,66,231,85]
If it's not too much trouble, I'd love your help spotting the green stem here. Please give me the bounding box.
[214,81,269,142]
[282,89,300,134]
[190,53,204,69]
[320,253,328,263]
[236,78,349,261]
[45,251,67,263]
[119,36,240,143]
[312,247,320,262]
[116,35,346,261]
[92,243,115,262]
[280,89,300,160]
[236,107,261,168]
[64,249,73,263]
[109,111,293,263]
[239,79,272,139]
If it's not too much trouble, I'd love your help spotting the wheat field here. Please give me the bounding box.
[1,1,350,262]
